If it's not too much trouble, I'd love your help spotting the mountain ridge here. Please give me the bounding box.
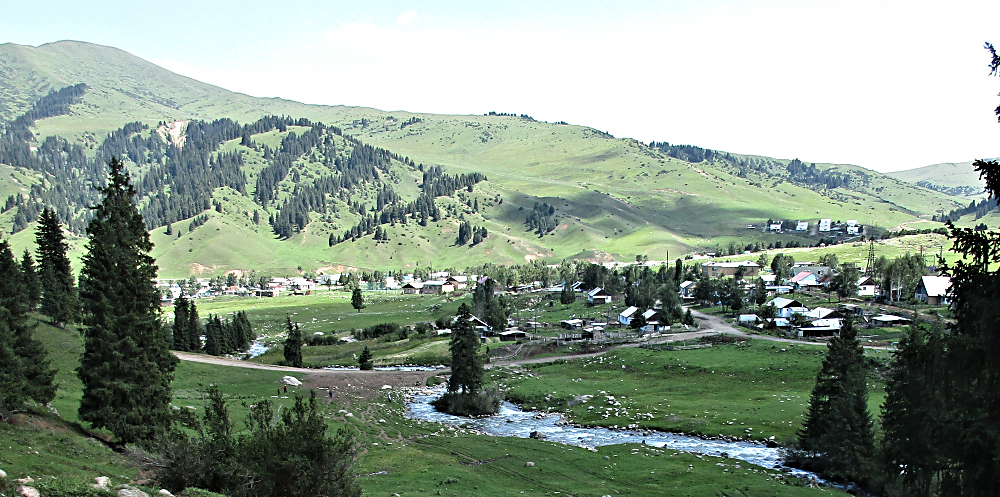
[0,40,973,277]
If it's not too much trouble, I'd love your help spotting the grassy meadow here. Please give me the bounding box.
[2,311,847,496]
[494,341,890,445]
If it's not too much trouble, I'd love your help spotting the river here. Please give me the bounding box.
[406,389,822,482]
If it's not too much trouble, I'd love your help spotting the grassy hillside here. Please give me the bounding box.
[0,40,972,277]
[887,159,990,188]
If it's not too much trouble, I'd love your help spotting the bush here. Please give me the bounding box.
[157,387,360,497]
[430,385,502,417]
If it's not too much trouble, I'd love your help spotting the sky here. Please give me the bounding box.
[2,0,999,172]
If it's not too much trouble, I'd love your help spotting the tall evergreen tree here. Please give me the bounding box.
[77,158,178,443]
[880,323,947,496]
[35,208,78,326]
[560,283,575,304]
[204,314,223,356]
[798,319,874,483]
[448,304,483,394]
[171,295,190,351]
[358,346,373,370]
[351,287,365,312]
[20,249,41,310]
[283,315,303,367]
[187,300,202,351]
[0,240,57,409]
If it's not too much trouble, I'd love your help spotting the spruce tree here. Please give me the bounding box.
[234,310,254,352]
[187,300,202,351]
[351,287,365,312]
[358,346,374,370]
[171,295,190,351]
[448,304,483,395]
[0,240,57,409]
[35,208,79,326]
[880,324,946,495]
[204,315,223,356]
[283,315,303,367]
[20,249,41,311]
[798,319,874,483]
[77,157,178,443]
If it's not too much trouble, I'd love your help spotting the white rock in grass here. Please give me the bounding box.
[0,468,6,479]
[525,461,535,467]
[281,376,302,386]
[19,487,40,497]
[117,487,150,497]
[94,476,112,490]
[158,490,174,497]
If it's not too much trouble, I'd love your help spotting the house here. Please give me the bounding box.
[446,275,469,290]
[641,309,668,332]
[765,285,793,295]
[806,307,841,320]
[915,275,952,305]
[791,264,833,277]
[701,260,761,279]
[846,225,861,235]
[790,271,819,289]
[818,218,832,232]
[769,223,783,232]
[796,221,809,231]
[587,287,612,304]
[401,282,423,295]
[766,296,803,309]
[499,330,527,341]
[420,281,455,295]
[561,319,585,330]
[872,314,912,327]
[679,280,697,299]
[254,288,280,297]
[618,306,639,326]
[857,275,878,297]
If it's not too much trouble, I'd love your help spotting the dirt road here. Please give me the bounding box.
[684,307,889,350]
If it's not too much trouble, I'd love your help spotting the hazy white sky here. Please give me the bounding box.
[3,0,999,172]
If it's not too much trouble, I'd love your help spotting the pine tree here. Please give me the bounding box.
[358,346,374,370]
[448,304,484,394]
[20,250,41,310]
[77,157,178,443]
[879,324,946,495]
[0,240,57,409]
[798,319,874,483]
[188,300,202,351]
[35,208,78,326]
[351,287,365,313]
[172,295,190,351]
[283,315,303,367]
[204,314,223,356]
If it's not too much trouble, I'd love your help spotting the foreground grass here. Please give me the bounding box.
[6,314,847,495]
[495,339,888,445]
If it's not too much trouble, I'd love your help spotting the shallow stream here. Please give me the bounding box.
[406,390,821,481]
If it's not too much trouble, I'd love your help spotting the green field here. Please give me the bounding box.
[495,341,889,445]
[1,314,845,496]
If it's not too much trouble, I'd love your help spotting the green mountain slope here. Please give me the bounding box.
[886,159,992,197]
[0,40,970,277]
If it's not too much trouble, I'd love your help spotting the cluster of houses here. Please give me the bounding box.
[762,219,864,236]
[737,296,916,337]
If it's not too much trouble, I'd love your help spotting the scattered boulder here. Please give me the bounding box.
[19,486,40,497]
[525,462,535,467]
[281,376,302,386]
[381,385,392,390]
[0,468,6,479]
[16,478,33,485]
[94,476,112,490]
[117,486,150,497]
[158,490,173,497]
[529,431,546,440]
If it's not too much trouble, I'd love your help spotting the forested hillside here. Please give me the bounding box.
[0,40,971,277]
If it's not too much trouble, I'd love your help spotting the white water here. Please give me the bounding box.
[406,389,822,482]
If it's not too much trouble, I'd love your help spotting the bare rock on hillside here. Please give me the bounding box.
[281,375,302,386]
